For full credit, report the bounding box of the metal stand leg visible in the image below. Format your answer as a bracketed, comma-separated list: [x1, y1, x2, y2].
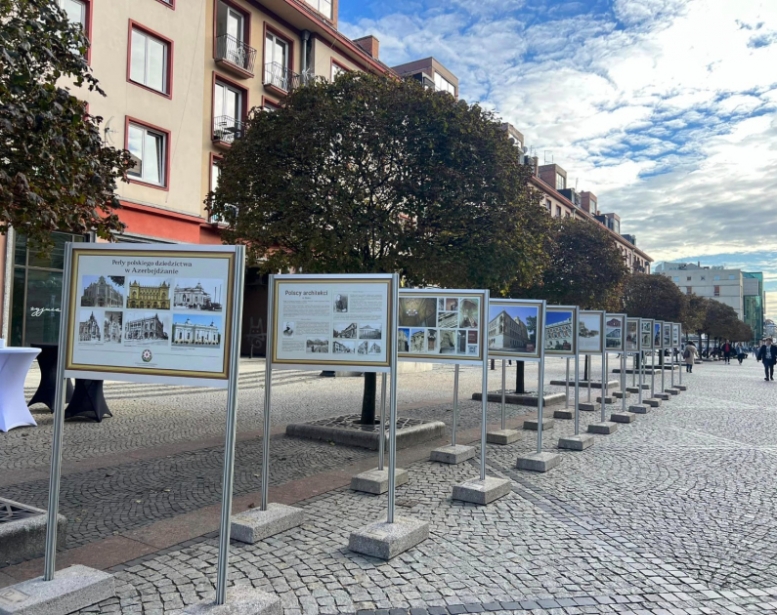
[621, 354, 627, 412]
[638, 352, 644, 405]
[451, 365, 459, 446]
[537, 352, 545, 454]
[565, 358, 570, 409]
[574, 354, 580, 436]
[378, 373, 387, 471]
[587, 355, 592, 402]
[601, 353, 607, 422]
[650, 351, 655, 398]
[501, 360, 507, 430]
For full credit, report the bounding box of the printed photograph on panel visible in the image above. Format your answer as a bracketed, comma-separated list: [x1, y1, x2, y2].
[398, 297, 437, 328]
[282, 322, 295, 337]
[78, 309, 103, 344]
[672, 324, 680, 347]
[333, 294, 349, 313]
[103, 311, 123, 344]
[306, 338, 329, 353]
[445, 298, 458, 311]
[398, 328, 410, 352]
[126, 278, 172, 310]
[488, 304, 538, 353]
[81, 275, 124, 308]
[439, 329, 456, 354]
[333, 322, 357, 339]
[605, 316, 623, 349]
[438, 311, 458, 328]
[663, 323, 671, 348]
[427, 329, 437, 352]
[545, 310, 574, 352]
[410, 328, 426, 352]
[641, 321, 653, 348]
[654, 322, 662, 347]
[578, 313, 603, 353]
[358, 323, 382, 339]
[124, 312, 170, 346]
[458, 298, 480, 328]
[457, 330, 467, 353]
[332, 340, 356, 354]
[625, 319, 639, 351]
[172, 279, 223, 312]
[467, 344, 478, 355]
[171, 314, 223, 348]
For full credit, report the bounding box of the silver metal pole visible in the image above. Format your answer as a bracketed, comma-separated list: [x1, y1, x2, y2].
[565, 358, 570, 409]
[632, 354, 636, 386]
[261, 276, 275, 512]
[679, 343, 684, 386]
[587, 355, 592, 402]
[638, 351, 644, 404]
[387, 274, 400, 523]
[601, 352, 607, 422]
[480, 348, 488, 481]
[671, 347, 675, 389]
[661, 344, 666, 393]
[621, 353, 627, 412]
[500, 359, 506, 431]
[650, 348, 655, 397]
[215, 246, 246, 606]
[43, 243, 74, 581]
[574, 353, 580, 435]
[536, 353, 546, 454]
[378, 373, 387, 471]
[451, 364, 459, 446]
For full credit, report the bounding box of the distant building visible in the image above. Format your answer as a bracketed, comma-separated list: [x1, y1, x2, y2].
[173, 282, 215, 310]
[79, 312, 101, 342]
[655, 262, 746, 320]
[172, 318, 221, 346]
[128, 281, 170, 310]
[488, 311, 530, 350]
[125, 314, 167, 341]
[82, 276, 123, 308]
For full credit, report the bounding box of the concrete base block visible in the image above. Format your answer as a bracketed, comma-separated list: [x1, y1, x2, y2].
[0, 565, 114, 615]
[348, 516, 429, 560]
[0, 499, 67, 566]
[473, 392, 565, 407]
[557, 434, 595, 451]
[626, 387, 640, 394]
[350, 468, 409, 495]
[596, 396, 614, 404]
[655, 392, 670, 401]
[676, 384, 688, 391]
[516, 451, 562, 473]
[613, 391, 630, 399]
[629, 404, 649, 414]
[644, 398, 662, 407]
[286, 418, 445, 451]
[578, 402, 596, 412]
[183, 586, 281, 615]
[553, 409, 573, 420]
[486, 429, 520, 445]
[430, 444, 476, 465]
[610, 412, 636, 423]
[230, 503, 304, 544]
[522, 418, 554, 431]
[549, 380, 619, 389]
[588, 421, 619, 435]
[451, 476, 511, 505]
[666, 388, 680, 396]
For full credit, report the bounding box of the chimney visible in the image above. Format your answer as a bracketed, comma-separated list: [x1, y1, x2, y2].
[354, 35, 379, 59]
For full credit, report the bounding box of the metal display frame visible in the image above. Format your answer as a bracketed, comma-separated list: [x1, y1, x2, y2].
[43, 243, 245, 609]
[546, 306, 580, 435]
[579, 310, 606, 419]
[642, 319, 655, 398]
[605, 313, 627, 415]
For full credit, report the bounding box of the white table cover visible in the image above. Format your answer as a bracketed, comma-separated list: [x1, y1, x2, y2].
[0, 347, 41, 432]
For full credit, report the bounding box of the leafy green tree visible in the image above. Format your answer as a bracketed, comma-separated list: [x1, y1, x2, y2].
[622, 274, 687, 322]
[0, 0, 130, 249]
[209, 72, 546, 423]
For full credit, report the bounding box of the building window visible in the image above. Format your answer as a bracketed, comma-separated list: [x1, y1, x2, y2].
[217, 1, 246, 43]
[57, 0, 86, 26]
[434, 72, 455, 96]
[673, 276, 680, 282]
[687, 276, 692, 281]
[157, 0, 174, 6]
[686, 287, 692, 295]
[700, 275, 706, 281]
[129, 25, 171, 96]
[303, 0, 332, 19]
[546, 199, 552, 212]
[714, 286, 720, 297]
[127, 121, 168, 187]
[331, 61, 348, 81]
[555, 206, 561, 218]
[210, 156, 221, 194]
[213, 79, 245, 144]
[729, 274, 736, 280]
[713, 275, 720, 281]
[556, 173, 565, 191]
[262, 97, 279, 112]
[264, 31, 290, 90]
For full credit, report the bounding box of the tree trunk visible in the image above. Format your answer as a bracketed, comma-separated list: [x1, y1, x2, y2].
[360, 372, 377, 425]
[515, 361, 525, 394]
[583, 354, 590, 382]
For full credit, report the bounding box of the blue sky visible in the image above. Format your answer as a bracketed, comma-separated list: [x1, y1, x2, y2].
[339, 0, 777, 320]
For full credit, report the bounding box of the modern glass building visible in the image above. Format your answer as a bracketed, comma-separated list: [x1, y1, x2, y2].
[743, 272, 764, 342]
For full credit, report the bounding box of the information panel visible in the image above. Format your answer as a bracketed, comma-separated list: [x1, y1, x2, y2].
[545, 305, 578, 357]
[641, 319, 654, 350]
[397, 289, 487, 364]
[65, 244, 240, 386]
[579, 310, 605, 354]
[605, 313, 627, 351]
[487, 299, 544, 360]
[625, 318, 640, 352]
[654, 321, 663, 349]
[662, 322, 672, 349]
[672, 323, 681, 347]
[271, 275, 393, 370]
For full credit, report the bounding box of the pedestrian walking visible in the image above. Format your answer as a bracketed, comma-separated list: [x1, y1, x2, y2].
[683, 342, 698, 373]
[735, 342, 745, 365]
[757, 338, 777, 381]
[721, 340, 733, 364]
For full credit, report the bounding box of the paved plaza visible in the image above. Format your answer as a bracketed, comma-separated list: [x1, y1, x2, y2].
[2, 357, 777, 614]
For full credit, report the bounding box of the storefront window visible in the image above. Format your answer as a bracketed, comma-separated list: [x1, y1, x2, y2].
[10, 232, 85, 347]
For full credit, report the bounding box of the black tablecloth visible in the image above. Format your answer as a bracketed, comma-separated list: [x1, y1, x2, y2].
[29, 344, 73, 411]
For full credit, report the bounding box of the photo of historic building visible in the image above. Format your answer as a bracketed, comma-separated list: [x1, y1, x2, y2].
[173, 279, 222, 312]
[103, 311, 123, 344]
[458, 298, 480, 328]
[578, 313, 603, 353]
[625, 320, 639, 351]
[488, 308, 531, 351]
[439, 330, 456, 354]
[545, 311, 574, 352]
[81, 275, 124, 308]
[78, 310, 101, 343]
[127, 278, 171, 310]
[306, 339, 329, 353]
[124, 313, 169, 344]
[427, 329, 437, 352]
[398, 328, 409, 352]
[332, 340, 355, 354]
[359, 323, 382, 339]
[410, 329, 425, 352]
[438, 312, 458, 328]
[605, 317, 623, 349]
[172, 315, 222, 347]
[333, 322, 357, 338]
[399, 298, 437, 327]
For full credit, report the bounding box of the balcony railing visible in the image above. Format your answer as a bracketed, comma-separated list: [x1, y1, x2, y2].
[263, 61, 317, 92]
[212, 116, 244, 146]
[215, 34, 256, 76]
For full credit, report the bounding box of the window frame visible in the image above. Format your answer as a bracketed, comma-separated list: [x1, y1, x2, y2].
[211, 73, 248, 142]
[262, 24, 294, 93]
[714, 286, 721, 297]
[261, 96, 280, 111]
[155, 0, 175, 8]
[330, 59, 349, 81]
[57, 0, 93, 64]
[302, 0, 333, 20]
[213, 0, 251, 55]
[127, 21, 174, 99]
[124, 117, 171, 190]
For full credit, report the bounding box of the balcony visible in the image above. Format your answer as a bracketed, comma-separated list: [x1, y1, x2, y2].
[212, 116, 244, 148]
[215, 34, 256, 78]
[263, 61, 317, 94]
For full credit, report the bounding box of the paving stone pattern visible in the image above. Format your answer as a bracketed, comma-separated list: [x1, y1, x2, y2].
[62, 361, 777, 614]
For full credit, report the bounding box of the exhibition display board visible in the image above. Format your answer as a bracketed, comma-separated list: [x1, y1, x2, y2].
[545, 306, 579, 357]
[44, 243, 246, 609]
[625, 318, 640, 353]
[578, 311, 606, 355]
[641, 319, 654, 350]
[487, 299, 544, 360]
[604, 314, 626, 352]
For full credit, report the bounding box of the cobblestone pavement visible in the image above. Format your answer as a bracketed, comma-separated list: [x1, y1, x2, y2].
[50, 359, 777, 614]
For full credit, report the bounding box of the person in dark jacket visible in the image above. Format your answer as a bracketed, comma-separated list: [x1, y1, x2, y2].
[721, 340, 733, 364]
[757, 338, 777, 381]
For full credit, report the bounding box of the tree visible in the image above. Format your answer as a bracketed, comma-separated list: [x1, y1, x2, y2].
[703, 300, 741, 346]
[0, 0, 130, 249]
[683, 294, 709, 343]
[622, 274, 687, 322]
[209, 72, 547, 423]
